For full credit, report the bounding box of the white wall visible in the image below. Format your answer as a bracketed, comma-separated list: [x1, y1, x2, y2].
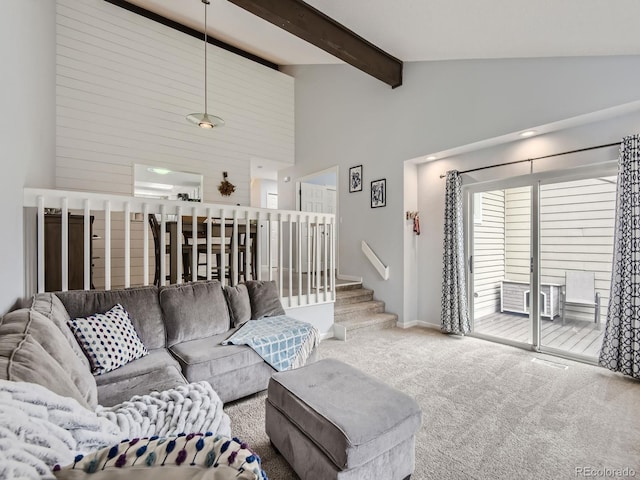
[282, 57, 640, 323]
[417, 108, 640, 327]
[0, 0, 56, 313]
[56, 0, 294, 205]
[285, 302, 334, 338]
[250, 179, 278, 208]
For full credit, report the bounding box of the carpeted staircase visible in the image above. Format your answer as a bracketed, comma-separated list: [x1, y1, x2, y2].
[333, 283, 397, 337]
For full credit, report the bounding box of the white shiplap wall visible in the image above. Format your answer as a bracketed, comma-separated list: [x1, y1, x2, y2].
[539, 178, 616, 321]
[504, 187, 531, 283]
[504, 179, 616, 321]
[472, 191, 506, 318]
[55, 0, 294, 204]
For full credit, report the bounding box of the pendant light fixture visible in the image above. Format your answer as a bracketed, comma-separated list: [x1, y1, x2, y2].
[186, 0, 224, 129]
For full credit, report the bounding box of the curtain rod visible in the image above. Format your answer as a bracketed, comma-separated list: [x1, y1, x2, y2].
[438, 142, 620, 179]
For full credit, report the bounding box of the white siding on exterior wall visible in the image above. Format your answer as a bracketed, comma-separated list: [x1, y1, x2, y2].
[473, 191, 506, 318]
[55, 0, 294, 205]
[500, 179, 615, 321]
[505, 187, 531, 283]
[539, 177, 616, 320]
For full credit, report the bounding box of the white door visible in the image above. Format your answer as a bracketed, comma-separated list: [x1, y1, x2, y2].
[300, 183, 326, 213]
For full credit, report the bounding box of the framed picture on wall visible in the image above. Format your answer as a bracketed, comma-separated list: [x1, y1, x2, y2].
[349, 165, 363, 193]
[371, 178, 386, 208]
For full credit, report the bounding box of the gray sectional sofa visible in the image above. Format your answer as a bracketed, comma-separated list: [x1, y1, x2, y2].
[1, 279, 308, 408]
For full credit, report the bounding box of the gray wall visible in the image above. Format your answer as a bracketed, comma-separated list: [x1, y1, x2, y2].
[282, 57, 640, 322]
[0, 0, 56, 313]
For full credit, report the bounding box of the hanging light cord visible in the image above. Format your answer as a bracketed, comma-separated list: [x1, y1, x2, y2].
[186, 0, 223, 128]
[203, 0, 209, 116]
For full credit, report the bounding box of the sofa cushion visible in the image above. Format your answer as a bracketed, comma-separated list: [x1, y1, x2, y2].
[245, 280, 285, 320]
[159, 281, 230, 347]
[95, 349, 187, 407]
[0, 309, 97, 409]
[169, 329, 266, 381]
[68, 304, 148, 375]
[30, 293, 90, 369]
[223, 284, 251, 327]
[55, 286, 165, 350]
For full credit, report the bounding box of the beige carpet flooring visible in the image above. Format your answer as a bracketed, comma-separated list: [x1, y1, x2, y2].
[224, 327, 640, 480]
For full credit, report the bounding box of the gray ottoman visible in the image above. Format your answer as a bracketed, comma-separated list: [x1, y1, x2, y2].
[266, 358, 422, 480]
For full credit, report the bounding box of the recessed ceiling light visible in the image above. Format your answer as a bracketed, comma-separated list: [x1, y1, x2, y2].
[426, 155, 437, 161]
[520, 130, 536, 138]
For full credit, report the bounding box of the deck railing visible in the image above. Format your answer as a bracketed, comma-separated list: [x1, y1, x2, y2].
[23, 188, 336, 308]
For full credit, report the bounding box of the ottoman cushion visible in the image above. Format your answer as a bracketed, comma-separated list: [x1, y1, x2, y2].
[267, 358, 421, 470]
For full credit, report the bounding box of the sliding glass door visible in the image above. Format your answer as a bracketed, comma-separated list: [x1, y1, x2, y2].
[469, 186, 533, 347]
[538, 176, 616, 360]
[466, 163, 617, 362]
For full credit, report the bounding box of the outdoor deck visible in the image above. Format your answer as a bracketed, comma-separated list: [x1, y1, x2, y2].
[474, 312, 604, 358]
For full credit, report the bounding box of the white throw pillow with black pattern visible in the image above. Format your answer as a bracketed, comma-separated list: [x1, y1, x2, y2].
[68, 303, 148, 375]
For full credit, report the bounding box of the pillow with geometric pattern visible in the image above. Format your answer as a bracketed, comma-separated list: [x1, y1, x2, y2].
[68, 303, 148, 375]
[53, 434, 265, 480]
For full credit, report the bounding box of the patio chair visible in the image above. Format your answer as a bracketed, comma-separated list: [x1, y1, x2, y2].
[561, 271, 601, 327]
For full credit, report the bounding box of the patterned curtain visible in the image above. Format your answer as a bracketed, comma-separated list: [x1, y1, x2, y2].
[441, 170, 470, 335]
[599, 135, 640, 379]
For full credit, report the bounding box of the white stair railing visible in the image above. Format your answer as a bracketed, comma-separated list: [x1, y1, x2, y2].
[23, 188, 336, 309]
[362, 240, 389, 280]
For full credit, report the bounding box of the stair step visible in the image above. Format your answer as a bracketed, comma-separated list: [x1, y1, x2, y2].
[336, 312, 398, 333]
[335, 288, 374, 306]
[335, 282, 363, 292]
[334, 300, 385, 322]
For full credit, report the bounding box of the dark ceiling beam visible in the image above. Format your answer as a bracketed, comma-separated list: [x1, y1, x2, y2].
[226, 0, 403, 88]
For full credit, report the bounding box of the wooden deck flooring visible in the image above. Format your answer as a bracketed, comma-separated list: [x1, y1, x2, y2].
[474, 311, 604, 358]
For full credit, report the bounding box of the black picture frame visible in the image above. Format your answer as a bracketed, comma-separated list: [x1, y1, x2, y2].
[349, 165, 363, 193]
[371, 178, 386, 208]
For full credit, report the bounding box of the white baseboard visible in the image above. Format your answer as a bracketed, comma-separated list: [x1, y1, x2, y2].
[332, 323, 347, 341]
[336, 274, 363, 283]
[320, 331, 335, 341]
[398, 320, 440, 330]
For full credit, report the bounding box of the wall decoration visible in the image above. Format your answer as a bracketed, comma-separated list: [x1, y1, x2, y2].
[218, 171, 236, 197]
[371, 178, 386, 208]
[349, 165, 363, 192]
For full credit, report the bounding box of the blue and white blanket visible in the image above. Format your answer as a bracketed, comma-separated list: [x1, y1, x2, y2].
[223, 316, 319, 372]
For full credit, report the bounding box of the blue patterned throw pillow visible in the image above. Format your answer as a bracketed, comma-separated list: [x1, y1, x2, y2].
[68, 303, 148, 375]
[53, 434, 267, 480]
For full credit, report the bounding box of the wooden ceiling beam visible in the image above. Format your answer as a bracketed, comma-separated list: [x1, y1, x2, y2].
[226, 0, 403, 88]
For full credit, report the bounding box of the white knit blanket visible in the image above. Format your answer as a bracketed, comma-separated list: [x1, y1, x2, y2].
[0, 380, 231, 480]
[96, 381, 231, 439]
[0, 380, 121, 480]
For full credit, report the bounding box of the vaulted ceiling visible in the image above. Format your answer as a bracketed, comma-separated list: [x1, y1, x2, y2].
[127, 0, 640, 67]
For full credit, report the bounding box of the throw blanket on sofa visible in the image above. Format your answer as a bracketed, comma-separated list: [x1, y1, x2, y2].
[222, 316, 319, 372]
[0, 380, 232, 480]
[97, 381, 231, 439]
[0, 379, 121, 480]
